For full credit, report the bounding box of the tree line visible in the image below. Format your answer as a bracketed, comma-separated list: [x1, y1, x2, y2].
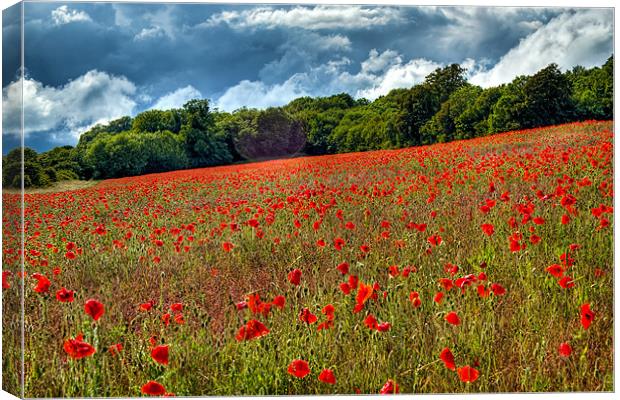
[3, 56, 613, 188]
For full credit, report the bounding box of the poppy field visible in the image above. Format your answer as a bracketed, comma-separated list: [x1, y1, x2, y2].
[1, 120, 614, 397]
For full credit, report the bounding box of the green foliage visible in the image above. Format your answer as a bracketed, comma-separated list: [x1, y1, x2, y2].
[132, 109, 183, 133]
[568, 56, 613, 120]
[233, 107, 305, 160]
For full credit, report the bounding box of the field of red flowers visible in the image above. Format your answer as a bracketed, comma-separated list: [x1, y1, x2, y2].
[2, 121, 613, 397]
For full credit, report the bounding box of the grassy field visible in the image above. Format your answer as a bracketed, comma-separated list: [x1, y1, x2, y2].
[2, 121, 613, 397]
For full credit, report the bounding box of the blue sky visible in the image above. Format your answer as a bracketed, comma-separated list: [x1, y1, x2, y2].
[1, 2, 614, 152]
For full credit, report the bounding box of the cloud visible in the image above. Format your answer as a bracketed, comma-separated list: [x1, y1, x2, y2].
[216, 79, 308, 112]
[151, 85, 202, 110]
[134, 26, 165, 41]
[470, 9, 613, 87]
[2, 70, 137, 141]
[51, 5, 92, 26]
[203, 5, 405, 30]
[216, 49, 443, 111]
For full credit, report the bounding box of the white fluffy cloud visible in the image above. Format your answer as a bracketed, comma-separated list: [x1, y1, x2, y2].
[216, 49, 442, 111]
[216, 79, 309, 112]
[151, 85, 202, 110]
[51, 5, 92, 26]
[470, 9, 613, 87]
[2, 70, 137, 141]
[134, 26, 166, 41]
[203, 5, 404, 30]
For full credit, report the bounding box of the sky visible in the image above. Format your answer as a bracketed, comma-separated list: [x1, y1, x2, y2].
[1, 1, 614, 153]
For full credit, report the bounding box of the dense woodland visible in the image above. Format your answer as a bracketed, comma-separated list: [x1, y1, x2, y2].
[3, 56, 613, 188]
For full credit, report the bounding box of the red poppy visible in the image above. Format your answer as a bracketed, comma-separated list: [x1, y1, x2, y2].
[56, 287, 75, 303]
[108, 343, 123, 355]
[353, 282, 373, 313]
[322, 304, 335, 320]
[162, 313, 171, 326]
[580, 303, 595, 330]
[439, 278, 454, 291]
[299, 308, 318, 324]
[558, 342, 572, 357]
[140, 301, 155, 312]
[2, 271, 11, 289]
[379, 379, 399, 394]
[439, 347, 456, 370]
[490, 283, 506, 296]
[334, 237, 345, 251]
[272, 295, 286, 309]
[236, 301, 248, 310]
[339, 282, 351, 295]
[222, 242, 234, 252]
[287, 359, 310, 378]
[364, 314, 378, 330]
[337, 262, 349, 275]
[481, 224, 495, 236]
[170, 303, 183, 313]
[546, 264, 564, 278]
[457, 366, 480, 383]
[84, 299, 104, 321]
[174, 314, 185, 325]
[360, 244, 370, 253]
[558, 276, 575, 289]
[151, 345, 169, 365]
[318, 369, 336, 384]
[288, 269, 302, 285]
[388, 265, 400, 278]
[561, 214, 570, 224]
[32, 273, 50, 293]
[65, 251, 76, 260]
[445, 311, 460, 326]
[64, 334, 96, 359]
[141, 381, 166, 396]
[376, 322, 391, 332]
[433, 292, 444, 304]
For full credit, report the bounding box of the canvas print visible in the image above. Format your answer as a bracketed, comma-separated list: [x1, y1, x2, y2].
[1, 1, 614, 397]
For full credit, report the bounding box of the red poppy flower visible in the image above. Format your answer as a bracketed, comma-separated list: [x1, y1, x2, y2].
[457, 366, 479, 383]
[445, 311, 460, 326]
[299, 308, 318, 324]
[141, 381, 166, 396]
[439, 278, 454, 291]
[2, 271, 11, 289]
[558, 342, 572, 357]
[162, 313, 171, 326]
[32, 273, 50, 293]
[558, 276, 575, 289]
[222, 242, 234, 252]
[287, 359, 310, 378]
[561, 214, 570, 224]
[322, 304, 335, 321]
[65, 251, 76, 260]
[236, 301, 248, 310]
[56, 287, 75, 303]
[546, 264, 564, 278]
[433, 292, 444, 304]
[337, 262, 349, 275]
[388, 265, 400, 278]
[108, 343, 123, 355]
[334, 237, 345, 251]
[379, 379, 399, 394]
[490, 283, 506, 296]
[580, 303, 595, 330]
[376, 322, 391, 332]
[140, 301, 155, 312]
[480, 224, 494, 236]
[318, 369, 336, 384]
[353, 282, 373, 313]
[339, 282, 351, 295]
[477, 284, 490, 298]
[151, 345, 169, 365]
[272, 295, 286, 309]
[360, 244, 370, 253]
[64, 334, 96, 359]
[288, 269, 302, 285]
[170, 303, 183, 313]
[364, 314, 378, 330]
[348, 275, 359, 290]
[439, 347, 456, 370]
[174, 314, 185, 325]
[84, 299, 104, 321]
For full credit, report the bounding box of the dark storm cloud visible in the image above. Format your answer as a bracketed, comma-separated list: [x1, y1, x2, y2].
[1, 2, 613, 153]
